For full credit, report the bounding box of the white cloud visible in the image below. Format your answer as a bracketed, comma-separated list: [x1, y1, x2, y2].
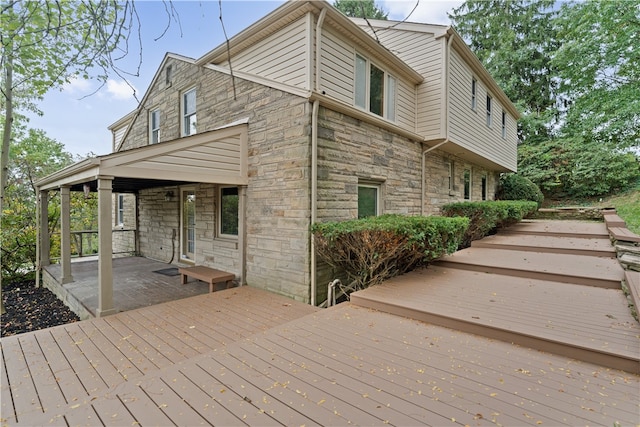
[106, 79, 137, 101]
[381, 0, 464, 26]
[63, 77, 92, 94]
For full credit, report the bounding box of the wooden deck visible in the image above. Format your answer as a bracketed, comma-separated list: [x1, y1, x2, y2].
[2, 219, 639, 426]
[3, 303, 638, 426]
[352, 220, 640, 374]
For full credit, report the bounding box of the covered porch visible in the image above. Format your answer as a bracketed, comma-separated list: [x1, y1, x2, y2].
[42, 257, 220, 320]
[36, 121, 249, 317]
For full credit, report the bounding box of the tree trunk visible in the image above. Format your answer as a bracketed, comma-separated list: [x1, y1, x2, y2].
[1, 30, 14, 315]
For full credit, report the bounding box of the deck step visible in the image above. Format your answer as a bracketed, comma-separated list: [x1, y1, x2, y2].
[351, 267, 640, 374]
[434, 247, 624, 289]
[625, 270, 640, 318]
[471, 233, 616, 258]
[504, 220, 609, 239]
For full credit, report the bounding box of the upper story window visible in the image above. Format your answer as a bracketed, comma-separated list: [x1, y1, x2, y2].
[501, 110, 507, 138]
[486, 95, 492, 127]
[150, 109, 160, 144]
[182, 88, 197, 136]
[354, 54, 396, 121]
[471, 78, 477, 110]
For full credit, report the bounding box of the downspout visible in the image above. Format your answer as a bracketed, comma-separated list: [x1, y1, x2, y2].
[421, 32, 454, 215]
[310, 7, 327, 306]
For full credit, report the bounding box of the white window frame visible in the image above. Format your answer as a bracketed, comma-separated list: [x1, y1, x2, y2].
[182, 87, 197, 137]
[116, 194, 124, 226]
[218, 186, 239, 239]
[150, 109, 160, 144]
[464, 169, 472, 200]
[448, 160, 455, 193]
[471, 78, 477, 110]
[501, 110, 507, 139]
[481, 174, 487, 201]
[354, 53, 396, 121]
[486, 95, 492, 127]
[358, 182, 382, 219]
[180, 187, 196, 262]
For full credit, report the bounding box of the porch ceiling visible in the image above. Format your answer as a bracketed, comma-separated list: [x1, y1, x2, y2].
[36, 121, 249, 192]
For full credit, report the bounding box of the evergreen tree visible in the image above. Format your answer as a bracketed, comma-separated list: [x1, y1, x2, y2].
[334, 0, 388, 20]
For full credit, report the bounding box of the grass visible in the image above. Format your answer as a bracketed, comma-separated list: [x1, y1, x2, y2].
[596, 184, 640, 234]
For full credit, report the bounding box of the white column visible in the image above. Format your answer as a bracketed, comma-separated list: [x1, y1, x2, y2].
[60, 186, 73, 284]
[96, 177, 116, 317]
[39, 190, 50, 267]
[238, 185, 247, 286]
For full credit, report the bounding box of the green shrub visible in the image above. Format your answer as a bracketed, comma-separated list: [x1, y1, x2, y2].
[312, 214, 468, 294]
[496, 173, 544, 207]
[441, 200, 538, 247]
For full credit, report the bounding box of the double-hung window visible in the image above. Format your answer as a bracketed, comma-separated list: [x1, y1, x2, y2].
[182, 88, 197, 136]
[150, 109, 160, 144]
[471, 78, 477, 110]
[464, 170, 471, 200]
[355, 54, 396, 121]
[116, 194, 124, 226]
[501, 110, 507, 138]
[486, 95, 492, 127]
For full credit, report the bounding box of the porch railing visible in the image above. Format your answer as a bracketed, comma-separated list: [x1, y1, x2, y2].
[51, 229, 137, 261]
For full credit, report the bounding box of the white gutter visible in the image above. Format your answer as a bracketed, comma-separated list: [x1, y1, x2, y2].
[310, 7, 326, 307]
[421, 34, 454, 215]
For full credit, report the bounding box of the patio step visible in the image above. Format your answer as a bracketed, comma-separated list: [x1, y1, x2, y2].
[350, 266, 640, 374]
[352, 219, 639, 373]
[504, 219, 610, 239]
[471, 233, 616, 258]
[433, 248, 624, 289]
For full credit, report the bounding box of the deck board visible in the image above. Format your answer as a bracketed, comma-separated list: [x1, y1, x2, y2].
[2, 335, 44, 419]
[1, 344, 16, 423]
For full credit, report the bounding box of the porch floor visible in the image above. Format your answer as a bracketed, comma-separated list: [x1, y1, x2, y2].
[43, 257, 221, 318]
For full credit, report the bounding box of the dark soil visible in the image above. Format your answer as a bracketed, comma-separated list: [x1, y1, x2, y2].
[1, 280, 79, 337]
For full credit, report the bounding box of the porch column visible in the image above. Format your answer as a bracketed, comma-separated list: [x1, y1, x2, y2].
[60, 186, 73, 284]
[39, 190, 50, 267]
[97, 176, 116, 317]
[238, 185, 247, 285]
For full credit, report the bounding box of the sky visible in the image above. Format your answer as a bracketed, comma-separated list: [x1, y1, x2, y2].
[26, 0, 463, 158]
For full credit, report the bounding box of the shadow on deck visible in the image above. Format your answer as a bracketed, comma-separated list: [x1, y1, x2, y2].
[351, 220, 640, 374]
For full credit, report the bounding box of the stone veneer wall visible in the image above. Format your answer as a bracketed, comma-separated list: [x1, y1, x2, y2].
[118, 57, 312, 302]
[314, 106, 500, 297]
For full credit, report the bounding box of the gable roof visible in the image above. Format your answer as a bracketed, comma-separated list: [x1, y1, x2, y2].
[196, 0, 424, 85]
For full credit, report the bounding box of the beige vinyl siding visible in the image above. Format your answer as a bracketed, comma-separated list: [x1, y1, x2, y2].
[113, 125, 128, 151]
[448, 48, 517, 171]
[320, 27, 354, 104]
[370, 28, 444, 139]
[320, 27, 416, 130]
[222, 18, 308, 88]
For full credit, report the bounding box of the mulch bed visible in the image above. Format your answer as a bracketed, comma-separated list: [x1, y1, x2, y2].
[1, 280, 79, 337]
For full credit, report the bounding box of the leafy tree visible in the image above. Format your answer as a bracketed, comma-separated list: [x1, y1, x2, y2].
[449, 0, 559, 143]
[553, 0, 640, 151]
[1, 128, 79, 281]
[518, 136, 639, 199]
[334, 0, 388, 20]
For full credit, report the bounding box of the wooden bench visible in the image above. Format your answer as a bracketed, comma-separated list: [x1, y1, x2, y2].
[609, 227, 640, 244]
[178, 266, 235, 293]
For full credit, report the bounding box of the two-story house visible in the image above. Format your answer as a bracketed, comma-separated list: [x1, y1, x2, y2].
[36, 0, 519, 316]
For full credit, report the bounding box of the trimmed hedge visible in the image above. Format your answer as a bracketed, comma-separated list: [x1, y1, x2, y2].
[496, 173, 544, 207]
[441, 200, 538, 248]
[312, 214, 468, 294]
